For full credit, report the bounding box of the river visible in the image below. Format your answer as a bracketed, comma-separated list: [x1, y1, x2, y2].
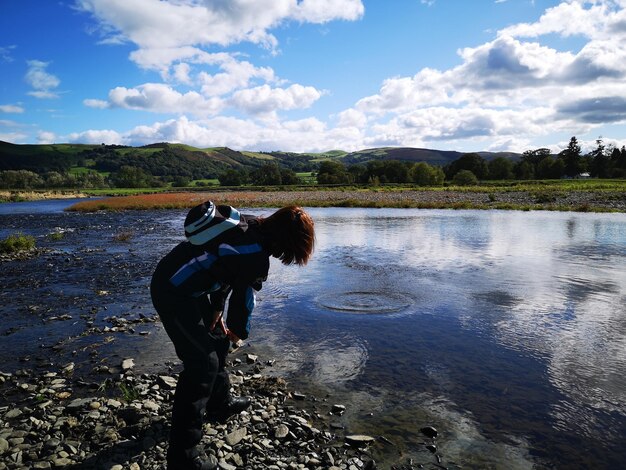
[1, 201, 625, 469]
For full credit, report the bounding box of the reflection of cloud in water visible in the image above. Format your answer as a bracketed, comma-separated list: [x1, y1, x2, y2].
[342, 387, 537, 470]
[248, 327, 367, 385]
[249, 208, 626, 466]
[310, 339, 368, 384]
[547, 297, 626, 417]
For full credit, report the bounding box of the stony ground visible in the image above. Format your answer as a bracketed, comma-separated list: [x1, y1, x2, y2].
[213, 188, 626, 211]
[0, 350, 442, 470]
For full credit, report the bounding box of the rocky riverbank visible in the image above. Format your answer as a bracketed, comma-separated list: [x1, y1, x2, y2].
[207, 188, 626, 212]
[0, 350, 443, 470]
[62, 187, 626, 213]
[0, 191, 88, 203]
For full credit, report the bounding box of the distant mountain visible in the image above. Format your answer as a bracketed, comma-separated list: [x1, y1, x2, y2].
[0, 141, 521, 177]
[340, 147, 521, 166]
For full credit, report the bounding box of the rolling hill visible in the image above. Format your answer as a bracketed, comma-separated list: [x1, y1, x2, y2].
[0, 140, 521, 178]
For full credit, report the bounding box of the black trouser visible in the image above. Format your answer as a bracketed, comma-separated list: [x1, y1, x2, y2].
[151, 283, 231, 464]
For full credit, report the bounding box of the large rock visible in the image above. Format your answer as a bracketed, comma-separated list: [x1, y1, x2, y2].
[345, 435, 376, 447]
[225, 427, 247, 446]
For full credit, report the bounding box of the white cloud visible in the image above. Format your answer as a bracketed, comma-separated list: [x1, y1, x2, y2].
[83, 98, 109, 109]
[37, 131, 57, 144]
[69, 0, 626, 153]
[67, 128, 123, 145]
[345, 1, 626, 152]
[172, 63, 192, 85]
[76, 0, 364, 58]
[500, 0, 614, 39]
[198, 58, 276, 97]
[230, 84, 323, 115]
[107, 83, 224, 116]
[0, 104, 24, 113]
[290, 0, 364, 23]
[0, 132, 28, 143]
[336, 108, 367, 128]
[65, 115, 364, 152]
[25, 60, 60, 99]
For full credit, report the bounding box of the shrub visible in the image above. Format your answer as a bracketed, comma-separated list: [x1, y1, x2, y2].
[0, 233, 36, 253]
[452, 170, 479, 186]
[47, 231, 65, 241]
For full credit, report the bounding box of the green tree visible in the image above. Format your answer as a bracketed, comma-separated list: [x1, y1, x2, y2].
[347, 164, 367, 184]
[171, 176, 191, 187]
[0, 170, 43, 189]
[487, 157, 514, 180]
[452, 170, 479, 186]
[280, 168, 301, 185]
[382, 160, 410, 183]
[410, 162, 444, 186]
[44, 171, 65, 188]
[111, 166, 152, 188]
[561, 136, 584, 177]
[611, 146, 626, 177]
[588, 138, 612, 178]
[514, 160, 534, 180]
[445, 153, 488, 180]
[219, 169, 247, 186]
[77, 171, 107, 188]
[536, 157, 564, 179]
[317, 161, 352, 184]
[250, 162, 282, 186]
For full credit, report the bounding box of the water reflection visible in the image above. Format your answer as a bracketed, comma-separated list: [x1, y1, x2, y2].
[251, 209, 626, 469]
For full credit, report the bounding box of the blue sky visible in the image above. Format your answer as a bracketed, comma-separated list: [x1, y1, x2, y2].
[1, 0, 626, 153]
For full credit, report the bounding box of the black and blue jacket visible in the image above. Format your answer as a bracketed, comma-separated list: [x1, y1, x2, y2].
[152, 215, 269, 340]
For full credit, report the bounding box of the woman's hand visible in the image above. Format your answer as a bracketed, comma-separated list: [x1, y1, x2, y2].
[226, 330, 242, 347]
[210, 310, 227, 334]
[210, 310, 242, 346]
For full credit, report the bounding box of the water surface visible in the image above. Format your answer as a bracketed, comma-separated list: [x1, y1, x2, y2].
[250, 208, 626, 469]
[1, 204, 624, 469]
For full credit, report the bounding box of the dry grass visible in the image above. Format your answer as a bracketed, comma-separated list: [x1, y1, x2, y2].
[67, 193, 207, 212]
[65, 189, 625, 213]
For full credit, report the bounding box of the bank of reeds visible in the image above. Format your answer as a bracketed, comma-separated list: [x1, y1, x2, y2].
[65, 188, 626, 213]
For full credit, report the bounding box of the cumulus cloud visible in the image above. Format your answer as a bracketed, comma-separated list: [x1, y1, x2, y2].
[71, 0, 626, 153]
[37, 131, 57, 144]
[107, 83, 224, 116]
[499, 0, 618, 39]
[76, 0, 363, 60]
[336, 108, 367, 128]
[198, 57, 276, 97]
[557, 96, 626, 123]
[230, 84, 323, 115]
[64, 115, 364, 152]
[67, 128, 123, 145]
[25, 60, 60, 99]
[0, 104, 24, 113]
[347, 1, 626, 151]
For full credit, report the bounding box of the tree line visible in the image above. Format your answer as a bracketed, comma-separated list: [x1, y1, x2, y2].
[310, 137, 626, 186]
[1, 136, 624, 190]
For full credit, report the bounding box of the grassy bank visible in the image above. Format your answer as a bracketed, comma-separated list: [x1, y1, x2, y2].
[65, 182, 626, 213]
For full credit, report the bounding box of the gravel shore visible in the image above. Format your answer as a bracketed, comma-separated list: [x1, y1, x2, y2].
[0, 350, 439, 470]
[206, 188, 626, 212]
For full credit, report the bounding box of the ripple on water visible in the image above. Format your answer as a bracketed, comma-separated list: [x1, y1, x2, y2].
[316, 290, 413, 314]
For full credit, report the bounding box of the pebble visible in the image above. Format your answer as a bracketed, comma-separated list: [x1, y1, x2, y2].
[345, 435, 376, 447]
[0, 351, 413, 470]
[420, 425, 438, 439]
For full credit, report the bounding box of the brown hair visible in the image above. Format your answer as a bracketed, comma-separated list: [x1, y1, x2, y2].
[259, 206, 315, 266]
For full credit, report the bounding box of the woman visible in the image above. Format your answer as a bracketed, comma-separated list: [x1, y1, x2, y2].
[151, 201, 315, 470]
